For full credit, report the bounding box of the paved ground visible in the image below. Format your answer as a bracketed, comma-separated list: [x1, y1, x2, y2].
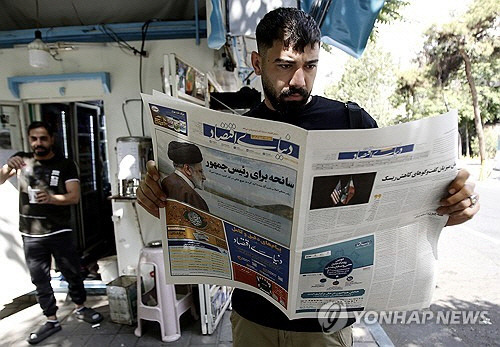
[0, 292, 386, 346]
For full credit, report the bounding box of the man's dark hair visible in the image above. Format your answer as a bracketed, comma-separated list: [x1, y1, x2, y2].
[28, 121, 54, 136]
[256, 7, 321, 54]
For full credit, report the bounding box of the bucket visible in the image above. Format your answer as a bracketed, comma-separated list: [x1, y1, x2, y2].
[97, 255, 119, 283]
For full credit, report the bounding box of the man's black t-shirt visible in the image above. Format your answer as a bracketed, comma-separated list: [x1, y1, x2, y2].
[232, 96, 377, 332]
[14, 152, 80, 237]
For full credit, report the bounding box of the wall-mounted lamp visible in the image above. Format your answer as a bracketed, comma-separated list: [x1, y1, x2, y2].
[27, 30, 50, 68]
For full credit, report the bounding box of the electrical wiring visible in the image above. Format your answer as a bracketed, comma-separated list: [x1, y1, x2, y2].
[242, 70, 254, 85]
[70, 1, 85, 26]
[139, 19, 161, 136]
[96, 19, 161, 137]
[98, 24, 144, 56]
[121, 99, 141, 136]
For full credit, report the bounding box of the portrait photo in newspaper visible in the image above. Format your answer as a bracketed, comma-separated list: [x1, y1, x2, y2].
[154, 121, 297, 247]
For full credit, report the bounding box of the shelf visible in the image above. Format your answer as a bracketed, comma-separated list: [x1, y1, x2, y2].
[108, 195, 137, 201]
[7, 72, 111, 98]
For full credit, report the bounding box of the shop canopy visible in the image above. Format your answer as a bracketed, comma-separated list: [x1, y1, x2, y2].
[0, 0, 384, 57]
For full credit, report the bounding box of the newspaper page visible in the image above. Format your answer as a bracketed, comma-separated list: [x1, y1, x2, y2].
[142, 91, 458, 320]
[290, 113, 457, 319]
[143, 92, 307, 317]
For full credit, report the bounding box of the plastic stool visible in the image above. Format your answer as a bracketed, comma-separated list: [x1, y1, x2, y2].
[134, 247, 198, 342]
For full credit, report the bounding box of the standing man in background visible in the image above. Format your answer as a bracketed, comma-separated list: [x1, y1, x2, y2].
[1, 121, 103, 345]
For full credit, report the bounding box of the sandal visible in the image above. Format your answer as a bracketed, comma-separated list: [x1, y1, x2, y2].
[75, 307, 103, 324]
[28, 321, 61, 345]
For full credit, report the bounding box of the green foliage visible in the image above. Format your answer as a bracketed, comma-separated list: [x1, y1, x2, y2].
[371, 0, 410, 41]
[324, 0, 499, 137]
[471, 127, 498, 159]
[325, 43, 399, 126]
[473, 59, 500, 124]
[377, 0, 409, 25]
[392, 67, 445, 121]
[392, 66, 478, 123]
[393, 0, 499, 129]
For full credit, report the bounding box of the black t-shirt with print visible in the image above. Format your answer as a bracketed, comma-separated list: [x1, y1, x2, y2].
[231, 96, 377, 332]
[14, 152, 79, 237]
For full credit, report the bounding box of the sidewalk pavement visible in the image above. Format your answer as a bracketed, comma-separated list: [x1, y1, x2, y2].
[0, 290, 392, 347]
[458, 158, 500, 181]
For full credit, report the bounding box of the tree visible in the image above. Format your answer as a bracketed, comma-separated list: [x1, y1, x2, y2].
[372, 0, 409, 35]
[325, 43, 399, 126]
[392, 67, 450, 121]
[419, 0, 500, 165]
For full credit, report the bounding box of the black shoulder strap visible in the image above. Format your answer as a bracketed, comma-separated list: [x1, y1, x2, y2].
[346, 101, 362, 129]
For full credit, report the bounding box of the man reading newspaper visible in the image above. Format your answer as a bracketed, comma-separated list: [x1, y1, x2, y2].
[137, 7, 479, 347]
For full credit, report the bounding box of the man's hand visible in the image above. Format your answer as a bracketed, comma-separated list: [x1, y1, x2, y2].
[137, 160, 167, 218]
[37, 181, 80, 205]
[7, 156, 25, 170]
[36, 190, 53, 204]
[0, 164, 16, 184]
[437, 169, 479, 226]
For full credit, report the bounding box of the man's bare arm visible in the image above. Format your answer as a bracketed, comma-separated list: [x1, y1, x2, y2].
[37, 181, 80, 205]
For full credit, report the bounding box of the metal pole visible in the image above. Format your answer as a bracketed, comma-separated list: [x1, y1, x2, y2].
[194, 0, 200, 45]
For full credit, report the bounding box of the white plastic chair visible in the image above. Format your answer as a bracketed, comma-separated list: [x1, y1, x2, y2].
[134, 246, 198, 342]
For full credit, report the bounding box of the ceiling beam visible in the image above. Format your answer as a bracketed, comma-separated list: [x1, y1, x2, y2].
[0, 20, 207, 48]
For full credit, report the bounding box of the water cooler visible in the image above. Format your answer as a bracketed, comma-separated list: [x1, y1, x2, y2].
[113, 136, 153, 278]
[116, 136, 152, 197]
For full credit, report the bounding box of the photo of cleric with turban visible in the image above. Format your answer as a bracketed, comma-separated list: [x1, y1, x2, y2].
[160, 141, 209, 212]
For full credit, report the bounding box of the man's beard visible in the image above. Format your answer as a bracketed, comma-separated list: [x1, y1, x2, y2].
[33, 146, 51, 157]
[192, 175, 204, 190]
[262, 75, 310, 115]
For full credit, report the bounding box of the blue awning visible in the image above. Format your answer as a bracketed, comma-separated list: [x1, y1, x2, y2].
[302, 0, 385, 58]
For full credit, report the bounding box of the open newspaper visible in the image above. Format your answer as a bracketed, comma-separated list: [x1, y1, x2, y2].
[142, 91, 458, 320]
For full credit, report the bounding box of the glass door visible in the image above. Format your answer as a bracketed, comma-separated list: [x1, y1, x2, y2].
[73, 102, 101, 249]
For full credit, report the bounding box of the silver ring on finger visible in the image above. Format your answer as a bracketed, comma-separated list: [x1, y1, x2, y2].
[468, 194, 478, 208]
